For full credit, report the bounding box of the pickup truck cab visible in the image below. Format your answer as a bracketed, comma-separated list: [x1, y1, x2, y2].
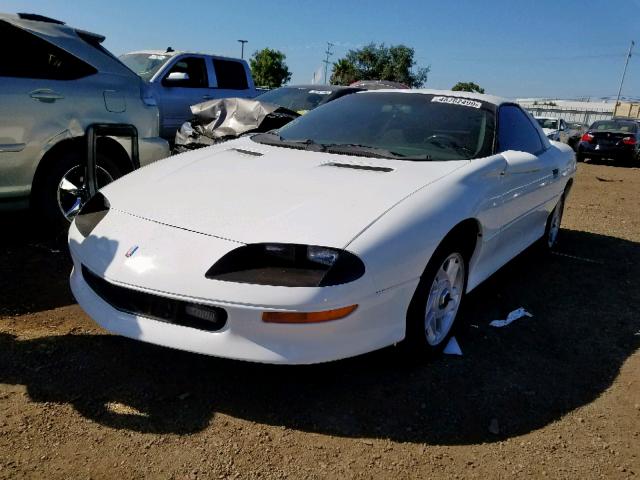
[120, 50, 258, 139]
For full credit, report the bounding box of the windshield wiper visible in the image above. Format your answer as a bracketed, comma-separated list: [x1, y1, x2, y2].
[252, 134, 431, 160]
[426, 138, 473, 158]
[252, 133, 325, 151]
[321, 143, 431, 161]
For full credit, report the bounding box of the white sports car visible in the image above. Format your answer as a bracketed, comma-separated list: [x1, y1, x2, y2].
[68, 89, 576, 364]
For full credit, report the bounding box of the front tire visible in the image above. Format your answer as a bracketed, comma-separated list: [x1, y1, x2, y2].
[404, 241, 468, 358]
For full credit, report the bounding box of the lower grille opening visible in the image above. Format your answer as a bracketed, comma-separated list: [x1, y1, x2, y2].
[82, 265, 227, 332]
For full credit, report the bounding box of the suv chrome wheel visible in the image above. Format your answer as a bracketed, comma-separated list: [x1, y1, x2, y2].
[56, 165, 114, 220]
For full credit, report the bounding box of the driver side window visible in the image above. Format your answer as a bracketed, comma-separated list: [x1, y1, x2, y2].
[498, 105, 544, 154]
[162, 57, 208, 88]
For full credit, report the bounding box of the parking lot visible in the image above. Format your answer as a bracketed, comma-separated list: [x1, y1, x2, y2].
[0, 160, 637, 479]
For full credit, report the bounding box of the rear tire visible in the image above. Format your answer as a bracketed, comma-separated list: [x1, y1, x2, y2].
[576, 153, 585, 162]
[403, 239, 469, 359]
[538, 194, 565, 252]
[32, 149, 121, 232]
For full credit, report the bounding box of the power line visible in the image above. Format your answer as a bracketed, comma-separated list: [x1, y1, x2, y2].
[615, 40, 635, 108]
[322, 42, 334, 85]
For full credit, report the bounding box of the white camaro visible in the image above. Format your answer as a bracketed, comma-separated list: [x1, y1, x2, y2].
[68, 89, 576, 364]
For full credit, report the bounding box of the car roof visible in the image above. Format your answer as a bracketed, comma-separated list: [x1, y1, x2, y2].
[356, 88, 509, 107]
[123, 50, 248, 63]
[273, 84, 353, 91]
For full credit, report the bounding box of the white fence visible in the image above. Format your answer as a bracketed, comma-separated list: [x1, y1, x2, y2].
[522, 104, 612, 125]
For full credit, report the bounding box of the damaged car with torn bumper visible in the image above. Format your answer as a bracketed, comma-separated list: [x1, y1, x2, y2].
[174, 97, 300, 152]
[174, 85, 361, 152]
[68, 89, 576, 364]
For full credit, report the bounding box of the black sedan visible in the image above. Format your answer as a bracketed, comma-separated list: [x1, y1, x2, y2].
[255, 84, 362, 114]
[576, 119, 639, 164]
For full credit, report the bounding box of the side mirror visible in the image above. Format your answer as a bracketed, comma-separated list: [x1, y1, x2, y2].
[165, 71, 189, 83]
[501, 150, 541, 174]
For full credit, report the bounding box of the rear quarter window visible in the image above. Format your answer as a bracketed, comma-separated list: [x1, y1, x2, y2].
[213, 59, 249, 90]
[0, 20, 97, 80]
[498, 105, 544, 154]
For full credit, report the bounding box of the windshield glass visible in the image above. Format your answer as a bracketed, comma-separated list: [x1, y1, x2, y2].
[257, 87, 334, 113]
[590, 120, 638, 133]
[253, 92, 496, 161]
[119, 53, 172, 81]
[536, 118, 558, 129]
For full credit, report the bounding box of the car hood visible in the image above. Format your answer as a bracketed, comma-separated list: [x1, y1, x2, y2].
[101, 137, 466, 248]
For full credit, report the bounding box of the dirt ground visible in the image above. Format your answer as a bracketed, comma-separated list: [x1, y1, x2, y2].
[1, 160, 639, 479]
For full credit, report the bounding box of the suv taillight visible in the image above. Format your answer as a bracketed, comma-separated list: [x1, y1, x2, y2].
[581, 133, 594, 143]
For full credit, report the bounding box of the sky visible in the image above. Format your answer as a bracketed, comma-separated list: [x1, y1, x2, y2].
[4, 0, 639, 99]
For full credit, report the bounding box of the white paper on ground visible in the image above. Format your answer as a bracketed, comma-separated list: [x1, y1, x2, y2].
[443, 336, 463, 355]
[489, 307, 533, 328]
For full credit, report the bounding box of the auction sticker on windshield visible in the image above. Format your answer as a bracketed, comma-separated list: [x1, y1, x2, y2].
[431, 96, 482, 108]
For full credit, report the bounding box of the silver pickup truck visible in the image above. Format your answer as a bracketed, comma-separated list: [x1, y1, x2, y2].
[120, 50, 258, 140]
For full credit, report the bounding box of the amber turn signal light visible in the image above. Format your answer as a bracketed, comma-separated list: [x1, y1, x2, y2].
[262, 305, 358, 323]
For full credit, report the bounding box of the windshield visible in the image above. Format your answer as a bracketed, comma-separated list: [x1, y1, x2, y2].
[590, 120, 638, 134]
[257, 87, 334, 113]
[536, 118, 558, 129]
[253, 92, 496, 161]
[119, 53, 172, 81]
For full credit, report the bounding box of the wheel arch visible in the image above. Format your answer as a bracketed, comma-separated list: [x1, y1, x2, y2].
[31, 136, 133, 202]
[438, 217, 483, 267]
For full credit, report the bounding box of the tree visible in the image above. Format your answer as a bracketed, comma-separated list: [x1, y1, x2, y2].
[451, 82, 485, 94]
[330, 43, 429, 87]
[250, 48, 292, 88]
[331, 59, 358, 86]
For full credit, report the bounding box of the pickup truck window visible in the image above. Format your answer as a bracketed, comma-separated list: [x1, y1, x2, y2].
[213, 59, 248, 90]
[163, 57, 208, 88]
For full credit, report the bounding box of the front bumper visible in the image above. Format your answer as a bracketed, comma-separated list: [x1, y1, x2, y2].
[69, 262, 414, 364]
[68, 215, 416, 364]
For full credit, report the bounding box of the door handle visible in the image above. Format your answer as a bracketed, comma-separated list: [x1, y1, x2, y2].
[552, 168, 559, 178]
[29, 89, 64, 102]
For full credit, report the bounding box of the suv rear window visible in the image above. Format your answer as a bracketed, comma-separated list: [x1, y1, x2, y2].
[213, 59, 248, 90]
[0, 21, 97, 80]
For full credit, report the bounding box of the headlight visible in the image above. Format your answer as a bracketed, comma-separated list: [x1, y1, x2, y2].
[74, 192, 110, 237]
[205, 243, 365, 287]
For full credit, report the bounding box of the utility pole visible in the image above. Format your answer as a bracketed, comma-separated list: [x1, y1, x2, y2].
[615, 40, 635, 111]
[238, 39, 248, 59]
[322, 42, 334, 85]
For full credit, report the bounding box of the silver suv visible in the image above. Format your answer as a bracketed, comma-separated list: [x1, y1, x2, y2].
[0, 13, 170, 227]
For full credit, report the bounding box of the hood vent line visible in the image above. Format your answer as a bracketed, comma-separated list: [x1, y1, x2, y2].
[229, 148, 263, 157]
[323, 162, 393, 173]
